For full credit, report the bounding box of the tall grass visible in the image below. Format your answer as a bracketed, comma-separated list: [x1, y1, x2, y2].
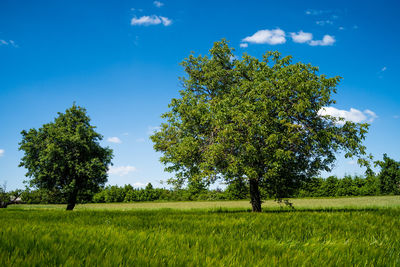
[1, 205, 400, 265]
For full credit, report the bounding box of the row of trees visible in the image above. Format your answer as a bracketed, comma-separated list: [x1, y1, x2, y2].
[7, 40, 390, 211]
[15, 157, 400, 204]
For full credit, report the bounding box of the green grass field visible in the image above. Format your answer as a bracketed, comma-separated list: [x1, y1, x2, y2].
[1, 196, 400, 266]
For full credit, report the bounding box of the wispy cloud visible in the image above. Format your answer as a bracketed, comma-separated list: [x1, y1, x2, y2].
[242, 29, 286, 45]
[153, 1, 164, 8]
[318, 107, 378, 125]
[316, 20, 333, 26]
[309, 35, 335, 46]
[107, 137, 122, 144]
[108, 165, 137, 176]
[239, 43, 248, 48]
[131, 8, 143, 12]
[290, 31, 313, 43]
[378, 66, 387, 78]
[131, 15, 172, 26]
[0, 39, 17, 47]
[305, 9, 331, 16]
[0, 149, 4, 157]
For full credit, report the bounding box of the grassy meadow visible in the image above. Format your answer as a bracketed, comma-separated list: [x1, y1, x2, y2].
[1, 196, 400, 266]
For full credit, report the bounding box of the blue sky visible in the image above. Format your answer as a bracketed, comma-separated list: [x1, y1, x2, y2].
[0, 0, 399, 190]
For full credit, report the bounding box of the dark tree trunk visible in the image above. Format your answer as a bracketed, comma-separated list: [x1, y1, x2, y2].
[0, 202, 8, 209]
[66, 188, 78, 211]
[249, 178, 262, 212]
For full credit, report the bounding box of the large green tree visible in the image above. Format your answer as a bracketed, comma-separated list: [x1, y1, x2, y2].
[19, 104, 113, 210]
[151, 40, 369, 212]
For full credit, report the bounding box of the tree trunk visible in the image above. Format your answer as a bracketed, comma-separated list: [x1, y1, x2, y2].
[249, 178, 262, 212]
[0, 202, 8, 209]
[66, 188, 78, 211]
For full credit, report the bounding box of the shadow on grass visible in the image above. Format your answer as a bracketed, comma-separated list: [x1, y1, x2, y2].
[208, 207, 384, 214]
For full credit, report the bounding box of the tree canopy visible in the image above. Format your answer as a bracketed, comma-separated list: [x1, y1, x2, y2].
[151, 40, 369, 212]
[19, 104, 113, 210]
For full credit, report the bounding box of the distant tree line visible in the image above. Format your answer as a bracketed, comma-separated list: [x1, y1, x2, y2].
[13, 154, 399, 204]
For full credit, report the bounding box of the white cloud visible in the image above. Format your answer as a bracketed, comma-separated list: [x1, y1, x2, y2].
[290, 31, 313, 43]
[243, 29, 335, 47]
[159, 16, 172, 26]
[107, 137, 122, 144]
[318, 107, 378, 124]
[131, 15, 172, 26]
[381, 66, 387, 72]
[153, 1, 164, 7]
[242, 29, 286, 45]
[291, 31, 335, 46]
[364, 109, 378, 122]
[309, 35, 335, 46]
[0, 149, 4, 157]
[108, 165, 137, 176]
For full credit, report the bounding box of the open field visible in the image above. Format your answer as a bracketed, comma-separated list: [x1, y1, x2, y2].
[1, 196, 400, 266]
[7, 195, 400, 211]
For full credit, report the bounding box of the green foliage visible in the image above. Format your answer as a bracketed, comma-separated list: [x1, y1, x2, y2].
[16, 170, 391, 204]
[91, 183, 227, 203]
[0, 184, 9, 208]
[375, 154, 400, 195]
[1, 208, 400, 266]
[21, 188, 64, 204]
[151, 39, 369, 211]
[92, 184, 165, 203]
[18, 104, 113, 210]
[297, 174, 381, 197]
[225, 179, 249, 200]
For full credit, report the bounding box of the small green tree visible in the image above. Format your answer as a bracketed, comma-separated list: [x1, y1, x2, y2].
[19, 104, 113, 210]
[151, 40, 369, 212]
[376, 154, 400, 195]
[0, 183, 9, 208]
